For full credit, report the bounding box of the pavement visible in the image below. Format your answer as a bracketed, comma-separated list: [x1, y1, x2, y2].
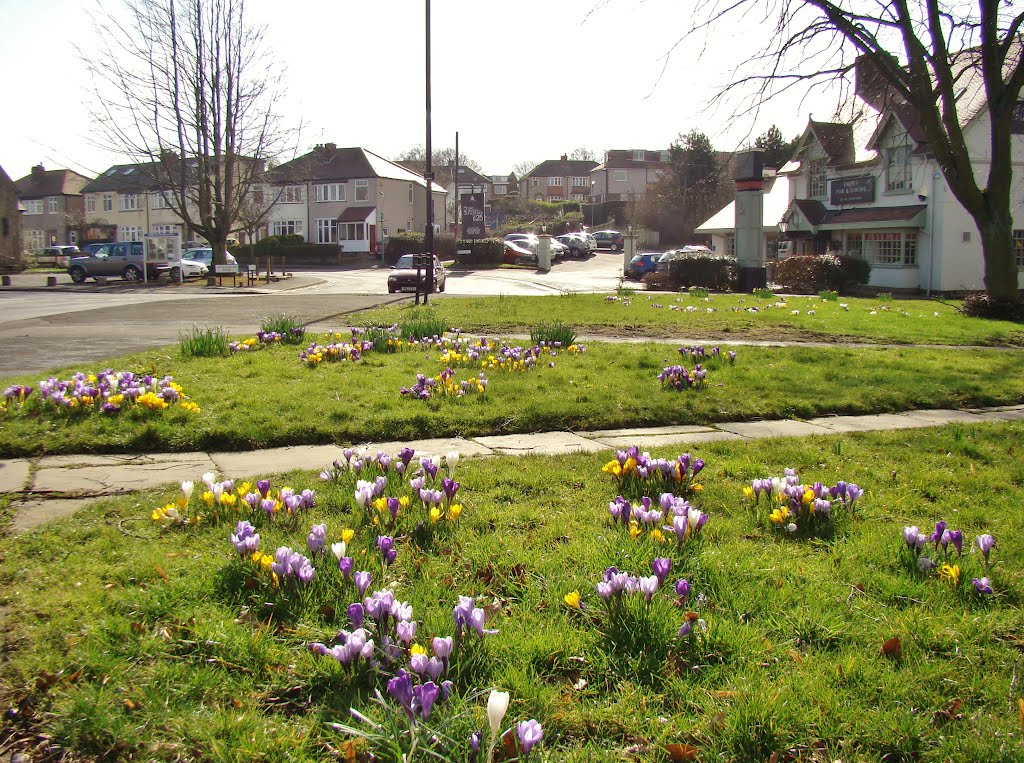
[3, 403, 1022, 533]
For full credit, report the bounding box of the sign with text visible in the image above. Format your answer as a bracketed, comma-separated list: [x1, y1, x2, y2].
[215, 263, 239, 275]
[459, 193, 485, 239]
[830, 175, 875, 205]
[144, 233, 181, 265]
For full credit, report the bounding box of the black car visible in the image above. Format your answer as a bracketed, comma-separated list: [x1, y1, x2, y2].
[388, 254, 447, 293]
[592, 230, 624, 251]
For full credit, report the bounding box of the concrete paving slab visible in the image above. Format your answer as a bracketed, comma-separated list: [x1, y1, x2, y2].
[360, 437, 494, 461]
[579, 424, 717, 438]
[591, 431, 745, 448]
[715, 419, 835, 439]
[11, 498, 94, 533]
[211, 444, 341, 479]
[33, 454, 218, 495]
[806, 413, 939, 433]
[899, 409, 993, 425]
[473, 431, 608, 456]
[978, 408, 1024, 422]
[0, 459, 31, 493]
[37, 451, 213, 469]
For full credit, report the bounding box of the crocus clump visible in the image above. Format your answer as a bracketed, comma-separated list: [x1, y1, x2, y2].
[3, 370, 200, 417]
[901, 522, 997, 595]
[657, 364, 708, 391]
[441, 338, 586, 373]
[677, 345, 736, 365]
[151, 473, 316, 527]
[607, 493, 708, 547]
[400, 368, 487, 399]
[602, 447, 706, 499]
[744, 469, 863, 536]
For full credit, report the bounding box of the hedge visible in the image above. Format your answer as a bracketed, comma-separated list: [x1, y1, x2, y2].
[230, 242, 345, 266]
[453, 238, 506, 266]
[666, 253, 739, 291]
[773, 254, 871, 294]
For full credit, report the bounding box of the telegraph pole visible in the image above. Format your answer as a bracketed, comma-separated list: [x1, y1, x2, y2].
[423, 0, 434, 303]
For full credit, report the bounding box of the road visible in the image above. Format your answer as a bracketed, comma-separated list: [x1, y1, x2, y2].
[0, 253, 631, 377]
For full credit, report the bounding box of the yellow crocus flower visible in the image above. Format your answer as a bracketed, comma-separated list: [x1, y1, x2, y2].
[447, 504, 463, 520]
[202, 491, 214, 506]
[629, 522, 643, 539]
[429, 506, 443, 524]
[563, 591, 582, 610]
[939, 564, 961, 586]
[743, 486, 755, 501]
[769, 506, 789, 525]
[341, 528, 355, 543]
[410, 643, 427, 656]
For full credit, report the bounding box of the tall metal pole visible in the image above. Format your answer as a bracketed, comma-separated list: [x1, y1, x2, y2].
[423, 0, 434, 303]
[454, 131, 459, 239]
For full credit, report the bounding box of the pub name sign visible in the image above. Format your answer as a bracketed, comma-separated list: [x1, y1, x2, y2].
[830, 175, 875, 205]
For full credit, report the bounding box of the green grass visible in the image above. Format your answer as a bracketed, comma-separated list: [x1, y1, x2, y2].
[357, 294, 1024, 346]
[1, 339, 1023, 457]
[1, 423, 1022, 760]
[178, 325, 231, 357]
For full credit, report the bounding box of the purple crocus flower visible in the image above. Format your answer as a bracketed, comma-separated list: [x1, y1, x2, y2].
[339, 556, 354, 580]
[919, 557, 937, 572]
[973, 577, 993, 595]
[975, 534, 995, 564]
[675, 578, 690, 602]
[386, 669, 415, 718]
[256, 479, 271, 497]
[413, 681, 440, 719]
[432, 635, 453, 659]
[948, 529, 963, 555]
[396, 619, 417, 646]
[348, 602, 364, 628]
[307, 524, 327, 556]
[930, 521, 947, 550]
[442, 477, 460, 500]
[516, 719, 543, 757]
[903, 526, 921, 551]
[652, 557, 671, 583]
[421, 457, 439, 480]
[426, 656, 444, 682]
[398, 447, 415, 466]
[377, 535, 394, 555]
[639, 575, 659, 603]
[354, 570, 372, 597]
[409, 651, 428, 675]
[691, 458, 705, 477]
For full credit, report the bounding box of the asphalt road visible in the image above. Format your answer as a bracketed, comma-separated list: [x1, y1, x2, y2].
[0, 253, 630, 377]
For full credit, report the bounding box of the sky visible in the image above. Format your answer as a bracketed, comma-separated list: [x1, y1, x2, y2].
[0, 0, 847, 182]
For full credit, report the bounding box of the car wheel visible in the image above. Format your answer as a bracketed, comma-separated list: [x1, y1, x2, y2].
[570, 247, 581, 257]
[439, 279, 446, 292]
[170, 266, 182, 281]
[69, 266, 87, 284]
[123, 265, 142, 282]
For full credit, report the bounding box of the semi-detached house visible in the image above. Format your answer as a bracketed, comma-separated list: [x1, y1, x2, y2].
[268, 144, 447, 254]
[15, 164, 91, 249]
[519, 156, 599, 202]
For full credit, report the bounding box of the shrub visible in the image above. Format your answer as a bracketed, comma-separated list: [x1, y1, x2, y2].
[531, 321, 577, 346]
[454, 238, 506, 266]
[384, 233, 456, 263]
[641, 271, 674, 291]
[179, 325, 230, 357]
[774, 254, 871, 294]
[960, 291, 1024, 321]
[688, 287, 710, 299]
[666, 253, 739, 291]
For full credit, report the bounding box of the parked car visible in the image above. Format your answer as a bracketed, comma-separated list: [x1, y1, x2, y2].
[168, 258, 209, 280]
[657, 245, 712, 272]
[503, 240, 536, 265]
[592, 230, 624, 251]
[37, 245, 80, 268]
[388, 254, 446, 293]
[626, 253, 662, 279]
[67, 242, 160, 283]
[554, 233, 592, 257]
[182, 248, 238, 269]
[505, 234, 568, 260]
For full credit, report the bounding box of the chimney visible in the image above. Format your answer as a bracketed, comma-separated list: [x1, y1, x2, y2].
[561, 154, 568, 161]
[31, 164, 45, 178]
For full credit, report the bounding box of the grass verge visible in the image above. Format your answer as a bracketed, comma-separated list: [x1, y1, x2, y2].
[0, 422, 1021, 760]
[0, 339, 1023, 457]
[356, 294, 1024, 346]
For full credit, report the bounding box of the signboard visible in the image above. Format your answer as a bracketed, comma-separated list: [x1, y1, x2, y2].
[215, 263, 239, 275]
[144, 233, 182, 283]
[830, 175, 875, 205]
[459, 193, 485, 239]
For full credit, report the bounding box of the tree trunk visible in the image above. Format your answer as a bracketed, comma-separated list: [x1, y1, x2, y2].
[211, 237, 230, 269]
[976, 207, 1020, 300]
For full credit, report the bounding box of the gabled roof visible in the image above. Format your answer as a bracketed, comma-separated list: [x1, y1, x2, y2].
[522, 158, 599, 179]
[795, 121, 856, 166]
[16, 166, 92, 198]
[0, 164, 12, 187]
[274, 145, 445, 193]
[865, 104, 929, 153]
[81, 162, 172, 194]
[695, 175, 792, 233]
[603, 149, 670, 170]
[453, 166, 490, 186]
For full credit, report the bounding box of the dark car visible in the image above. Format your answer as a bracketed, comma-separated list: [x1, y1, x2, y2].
[626, 253, 661, 279]
[67, 241, 159, 283]
[388, 254, 446, 293]
[592, 229, 624, 251]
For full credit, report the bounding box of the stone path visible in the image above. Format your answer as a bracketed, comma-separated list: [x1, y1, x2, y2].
[2, 404, 1022, 533]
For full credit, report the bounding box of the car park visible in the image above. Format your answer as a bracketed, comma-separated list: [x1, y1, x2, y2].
[67, 242, 161, 283]
[554, 233, 592, 257]
[592, 230, 624, 251]
[503, 240, 536, 265]
[387, 254, 446, 293]
[656, 244, 712, 272]
[626, 253, 662, 278]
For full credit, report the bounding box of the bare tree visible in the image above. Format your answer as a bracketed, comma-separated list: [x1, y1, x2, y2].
[653, 0, 1023, 302]
[83, 0, 293, 265]
[568, 146, 597, 161]
[512, 160, 539, 178]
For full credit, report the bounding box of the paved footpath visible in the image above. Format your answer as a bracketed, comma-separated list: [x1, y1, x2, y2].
[2, 404, 1022, 533]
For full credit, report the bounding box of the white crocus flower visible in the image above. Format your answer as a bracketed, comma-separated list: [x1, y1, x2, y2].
[331, 541, 347, 560]
[181, 480, 194, 501]
[486, 690, 510, 763]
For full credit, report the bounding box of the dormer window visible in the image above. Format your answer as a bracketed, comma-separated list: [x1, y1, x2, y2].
[633, 150, 645, 161]
[886, 134, 913, 192]
[807, 158, 827, 199]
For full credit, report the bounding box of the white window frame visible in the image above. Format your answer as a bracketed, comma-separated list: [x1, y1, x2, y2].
[340, 222, 366, 241]
[272, 220, 304, 237]
[548, 177, 563, 187]
[151, 191, 171, 210]
[315, 183, 346, 203]
[409, 183, 415, 204]
[86, 195, 96, 214]
[102, 193, 113, 212]
[151, 224, 178, 236]
[633, 150, 645, 161]
[120, 226, 143, 242]
[24, 200, 44, 215]
[570, 193, 586, 201]
[120, 193, 140, 211]
[25, 229, 46, 249]
[355, 179, 369, 202]
[494, 184, 507, 195]
[807, 159, 827, 199]
[885, 135, 913, 192]
[47, 197, 59, 214]
[530, 178, 539, 187]
[316, 218, 338, 244]
[278, 185, 304, 204]
[571, 176, 588, 187]
[613, 170, 628, 183]
[861, 230, 917, 266]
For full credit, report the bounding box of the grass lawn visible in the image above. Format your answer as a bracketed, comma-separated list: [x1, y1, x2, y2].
[356, 293, 1024, 347]
[1, 337, 1023, 457]
[1, 422, 1021, 761]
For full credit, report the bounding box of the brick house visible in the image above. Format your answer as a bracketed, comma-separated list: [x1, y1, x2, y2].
[14, 164, 91, 250]
[519, 156, 599, 202]
[590, 149, 671, 203]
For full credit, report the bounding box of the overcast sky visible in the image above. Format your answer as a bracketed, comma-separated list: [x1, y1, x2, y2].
[1, 0, 844, 181]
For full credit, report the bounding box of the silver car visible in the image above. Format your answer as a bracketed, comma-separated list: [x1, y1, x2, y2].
[67, 242, 157, 283]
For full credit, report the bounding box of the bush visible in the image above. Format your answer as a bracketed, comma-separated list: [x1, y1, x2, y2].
[641, 271, 674, 291]
[383, 233, 456, 263]
[231, 242, 344, 266]
[960, 291, 1024, 321]
[774, 254, 871, 294]
[260, 314, 306, 344]
[666, 253, 739, 291]
[454, 238, 506, 266]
